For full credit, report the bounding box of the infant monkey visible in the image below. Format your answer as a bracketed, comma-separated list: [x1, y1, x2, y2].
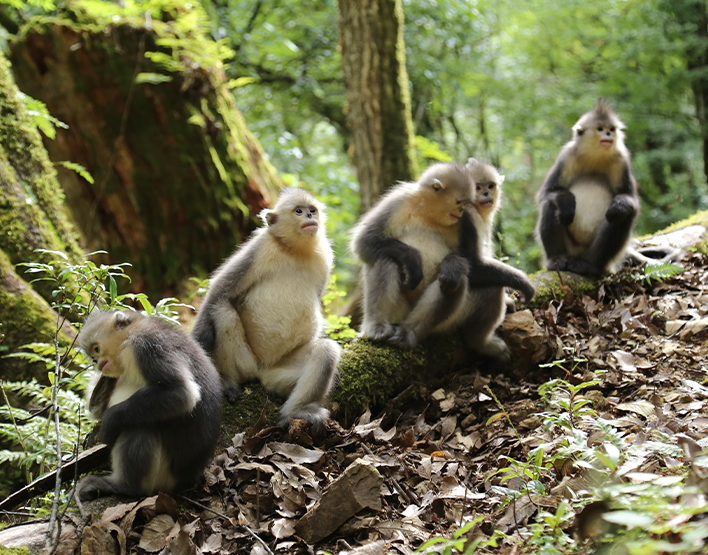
[77, 310, 222, 501]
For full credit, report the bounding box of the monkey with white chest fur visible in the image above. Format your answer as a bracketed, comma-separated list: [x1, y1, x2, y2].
[192, 188, 340, 434]
[458, 158, 535, 358]
[76, 310, 222, 501]
[352, 162, 534, 354]
[535, 101, 641, 276]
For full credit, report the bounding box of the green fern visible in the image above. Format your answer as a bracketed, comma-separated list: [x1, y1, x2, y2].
[640, 261, 683, 285]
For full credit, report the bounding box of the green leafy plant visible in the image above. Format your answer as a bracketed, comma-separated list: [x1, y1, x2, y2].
[638, 261, 684, 285]
[2, 249, 188, 522]
[322, 274, 356, 341]
[414, 518, 505, 554]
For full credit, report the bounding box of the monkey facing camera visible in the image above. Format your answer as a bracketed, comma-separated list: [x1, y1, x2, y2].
[76, 310, 223, 501]
[192, 188, 341, 435]
[351, 161, 534, 359]
[535, 101, 641, 276]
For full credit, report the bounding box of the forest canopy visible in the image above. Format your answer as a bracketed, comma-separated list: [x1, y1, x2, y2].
[0, 0, 702, 279]
[2, 0, 708, 552]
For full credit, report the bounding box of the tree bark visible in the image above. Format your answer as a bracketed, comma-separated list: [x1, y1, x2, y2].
[9, 22, 283, 297]
[338, 0, 418, 213]
[0, 50, 79, 379]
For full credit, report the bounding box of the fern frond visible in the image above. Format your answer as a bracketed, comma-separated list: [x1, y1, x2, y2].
[641, 261, 683, 285]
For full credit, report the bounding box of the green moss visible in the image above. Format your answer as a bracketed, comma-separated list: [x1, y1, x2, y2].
[0, 52, 83, 268]
[332, 334, 459, 426]
[647, 210, 708, 236]
[0, 546, 30, 555]
[217, 383, 281, 450]
[0, 250, 75, 383]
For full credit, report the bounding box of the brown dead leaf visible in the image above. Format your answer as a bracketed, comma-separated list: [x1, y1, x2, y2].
[615, 400, 655, 418]
[167, 529, 197, 555]
[268, 442, 324, 464]
[138, 514, 175, 552]
[612, 351, 636, 373]
[80, 521, 125, 555]
[271, 517, 296, 539]
[101, 501, 137, 523]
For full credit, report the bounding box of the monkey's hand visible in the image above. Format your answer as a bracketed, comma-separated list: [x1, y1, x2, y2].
[555, 189, 576, 225]
[605, 194, 638, 224]
[438, 254, 471, 295]
[386, 325, 418, 350]
[395, 246, 424, 290]
[516, 279, 536, 305]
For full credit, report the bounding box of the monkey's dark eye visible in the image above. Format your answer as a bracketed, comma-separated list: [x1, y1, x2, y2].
[295, 208, 303, 214]
[92, 345, 99, 355]
[610, 127, 615, 132]
[489, 184, 495, 189]
[597, 126, 603, 132]
[309, 207, 317, 214]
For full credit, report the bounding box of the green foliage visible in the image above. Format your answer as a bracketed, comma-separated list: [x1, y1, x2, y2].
[16, 91, 67, 140]
[414, 517, 505, 554]
[2, 250, 189, 495]
[58, 161, 94, 184]
[322, 274, 356, 341]
[637, 261, 684, 285]
[478, 373, 708, 553]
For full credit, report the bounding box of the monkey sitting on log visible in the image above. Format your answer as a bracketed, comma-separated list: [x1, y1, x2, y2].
[192, 188, 340, 434]
[535, 101, 641, 276]
[351, 162, 534, 353]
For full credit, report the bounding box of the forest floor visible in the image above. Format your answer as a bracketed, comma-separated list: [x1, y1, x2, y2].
[4, 251, 708, 555]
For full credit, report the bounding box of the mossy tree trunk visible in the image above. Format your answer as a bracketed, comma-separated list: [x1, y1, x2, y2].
[0, 50, 78, 379]
[9, 22, 283, 298]
[338, 0, 418, 213]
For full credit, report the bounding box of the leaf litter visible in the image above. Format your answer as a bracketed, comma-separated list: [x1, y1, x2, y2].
[17, 250, 708, 554]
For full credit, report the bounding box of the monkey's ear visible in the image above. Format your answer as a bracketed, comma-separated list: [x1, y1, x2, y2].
[431, 178, 445, 192]
[113, 311, 132, 330]
[573, 124, 584, 136]
[259, 208, 278, 226]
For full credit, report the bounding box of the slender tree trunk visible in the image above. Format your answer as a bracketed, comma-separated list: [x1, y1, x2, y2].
[338, 0, 418, 213]
[10, 22, 283, 297]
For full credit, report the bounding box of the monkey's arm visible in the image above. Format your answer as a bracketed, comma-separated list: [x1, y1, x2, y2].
[458, 211, 535, 302]
[353, 200, 423, 290]
[99, 337, 200, 446]
[191, 237, 261, 352]
[88, 375, 117, 420]
[606, 165, 639, 223]
[539, 158, 576, 225]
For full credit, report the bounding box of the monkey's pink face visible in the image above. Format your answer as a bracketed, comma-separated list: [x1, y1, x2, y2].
[87, 336, 125, 378]
[293, 205, 320, 234]
[475, 182, 497, 211]
[594, 124, 617, 148]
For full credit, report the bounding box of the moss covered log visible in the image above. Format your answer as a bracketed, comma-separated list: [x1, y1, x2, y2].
[0, 51, 83, 301]
[9, 16, 283, 297]
[0, 49, 80, 377]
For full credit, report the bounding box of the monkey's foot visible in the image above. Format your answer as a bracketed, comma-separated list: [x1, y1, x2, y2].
[76, 475, 114, 502]
[279, 403, 329, 435]
[223, 382, 243, 403]
[365, 323, 397, 342]
[385, 325, 418, 350]
[547, 256, 601, 277]
[475, 335, 511, 363]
